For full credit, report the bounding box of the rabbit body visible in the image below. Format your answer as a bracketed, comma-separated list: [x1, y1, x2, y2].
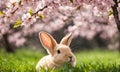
[36, 55, 56, 71]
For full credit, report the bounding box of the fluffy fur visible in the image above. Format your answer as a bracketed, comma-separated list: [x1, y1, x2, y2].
[36, 31, 76, 72]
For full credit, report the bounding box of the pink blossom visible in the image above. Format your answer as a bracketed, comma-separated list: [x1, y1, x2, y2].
[0, 0, 119, 47]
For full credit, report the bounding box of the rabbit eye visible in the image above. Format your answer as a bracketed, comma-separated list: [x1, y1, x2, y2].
[57, 50, 60, 54]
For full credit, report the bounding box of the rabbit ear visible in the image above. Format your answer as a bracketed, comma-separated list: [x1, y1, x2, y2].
[39, 31, 57, 56]
[60, 33, 72, 46]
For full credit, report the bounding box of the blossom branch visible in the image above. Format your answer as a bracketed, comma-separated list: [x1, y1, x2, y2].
[111, 0, 120, 32]
[31, 5, 48, 17]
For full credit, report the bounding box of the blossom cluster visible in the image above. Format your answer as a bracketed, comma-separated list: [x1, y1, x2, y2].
[0, 0, 118, 47]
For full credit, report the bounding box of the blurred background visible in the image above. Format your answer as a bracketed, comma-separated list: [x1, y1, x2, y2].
[0, 0, 119, 53]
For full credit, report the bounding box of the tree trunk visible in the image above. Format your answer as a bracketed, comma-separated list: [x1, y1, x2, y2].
[112, 0, 120, 52]
[3, 33, 14, 52]
[119, 33, 120, 52]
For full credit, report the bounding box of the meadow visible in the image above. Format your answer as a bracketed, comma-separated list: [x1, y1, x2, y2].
[0, 48, 120, 72]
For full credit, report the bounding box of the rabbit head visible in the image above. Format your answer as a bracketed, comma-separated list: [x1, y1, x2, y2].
[39, 31, 76, 67]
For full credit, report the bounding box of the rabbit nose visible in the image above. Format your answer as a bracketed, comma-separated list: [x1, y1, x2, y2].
[69, 56, 72, 59]
[68, 56, 72, 62]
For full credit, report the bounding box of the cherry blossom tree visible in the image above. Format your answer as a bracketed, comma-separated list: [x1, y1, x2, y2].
[0, 0, 120, 52]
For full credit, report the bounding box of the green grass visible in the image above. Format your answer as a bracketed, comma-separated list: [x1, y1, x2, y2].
[0, 49, 120, 72]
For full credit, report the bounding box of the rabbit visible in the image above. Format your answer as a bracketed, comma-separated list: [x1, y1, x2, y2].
[36, 31, 76, 72]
